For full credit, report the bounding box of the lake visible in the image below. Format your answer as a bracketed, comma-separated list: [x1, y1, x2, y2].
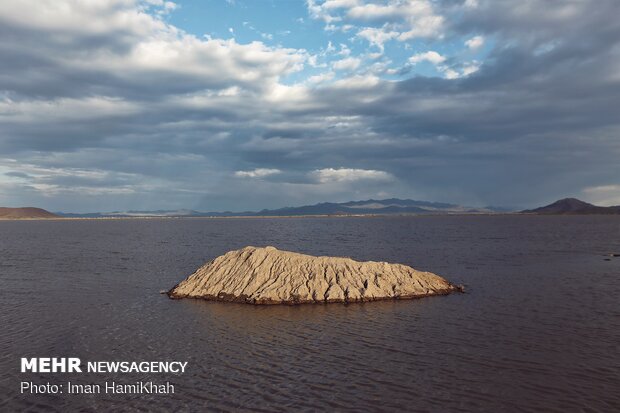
[1, 216, 619, 412]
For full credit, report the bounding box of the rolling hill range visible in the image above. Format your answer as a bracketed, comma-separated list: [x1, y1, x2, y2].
[251, 199, 505, 216]
[22, 198, 620, 218]
[57, 199, 508, 218]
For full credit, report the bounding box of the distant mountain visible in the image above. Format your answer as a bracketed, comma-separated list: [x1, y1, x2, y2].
[57, 199, 507, 218]
[56, 209, 236, 218]
[253, 199, 502, 216]
[0, 207, 59, 219]
[522, 198, 620, 214]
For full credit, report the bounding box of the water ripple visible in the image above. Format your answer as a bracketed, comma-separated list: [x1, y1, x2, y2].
[0, 216, 619, 411]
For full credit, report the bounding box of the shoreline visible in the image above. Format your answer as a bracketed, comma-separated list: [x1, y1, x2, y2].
[3, 212, 620, 221]
[0, 212, 517, 221]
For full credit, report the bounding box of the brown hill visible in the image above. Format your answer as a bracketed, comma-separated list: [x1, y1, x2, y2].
[168, 246, 462, 304]
[0, 207, 59, 219]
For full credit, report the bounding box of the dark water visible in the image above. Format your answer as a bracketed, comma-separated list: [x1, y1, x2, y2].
[1, 216, 619, 412]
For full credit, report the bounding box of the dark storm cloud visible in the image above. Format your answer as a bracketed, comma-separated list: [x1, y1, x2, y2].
[1, 0, 619, 211]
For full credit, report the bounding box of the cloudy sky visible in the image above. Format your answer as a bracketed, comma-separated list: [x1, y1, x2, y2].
[1, 0, 619, 212]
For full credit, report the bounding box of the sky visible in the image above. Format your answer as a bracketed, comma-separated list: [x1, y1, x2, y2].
[0, 0, 619, 212]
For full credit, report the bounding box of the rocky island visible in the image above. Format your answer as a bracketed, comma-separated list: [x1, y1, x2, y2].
[168, 246, 462, 304]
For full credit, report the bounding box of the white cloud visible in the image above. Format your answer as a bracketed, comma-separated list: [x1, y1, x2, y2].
[234, 168, 282, 178]
[265, 83, 311, 104]
[347, 1, 444, 39]
[347, 3, 402, 20]
[461, 62, 481, 76]
[307, 0, 342, 24]
[322, 0, 359, 10]
[437, 61, 481, 79]
[145, 0, 178, 15]
[443, 69, 460, 79]
[464, 0, 479, 8]
[465, 35, 484, 49]
[356, 26, 399, 51]
[582, 185, 620, 206]
[408, 51, 480, 80]
[0, 158, 141, 197]
[338, 43, 351, 56]
[331, 74, 380, 89]
[0, 0, 308, 95]
[312, 168, 392, 183]
[307, 0, 444, 39]
[397, 14, 444, 40]
[333, 56, 362, 71]
[0, 96, 140, 122]
[409, 51, 446, 65]
[307, 71, 335, 85]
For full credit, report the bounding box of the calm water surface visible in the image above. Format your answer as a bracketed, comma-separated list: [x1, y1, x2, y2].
[0, 216, 619, 412]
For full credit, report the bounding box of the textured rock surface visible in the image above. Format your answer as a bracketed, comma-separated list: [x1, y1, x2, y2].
[168, 246, 461, 304]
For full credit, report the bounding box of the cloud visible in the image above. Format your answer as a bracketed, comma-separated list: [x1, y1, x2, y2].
[332, 56, 362, 71]
[307, 71, 335, 85]
[321, 0, 359, 10]
[407, 52, 480, 79]
[1, 0, 620, 212]
[153, 1, 178, 15]
[0, 1, 307, 102]
[311, 168, 392, 183]
[307, 0, 444, 40]
[306, 0, 343, 24]
[0, 158, 143, 199]
[582, 185, 620, 206]
[347, 3, 403, 20]
[4, 171, 32, 179]
[442, 68, 459, 79]
[465, 35, 484, 49]
[234, 168, 282, 178]
[461, 62, 481, 76]
[356, 26, 399, 51]
[409, 51, 446, 65]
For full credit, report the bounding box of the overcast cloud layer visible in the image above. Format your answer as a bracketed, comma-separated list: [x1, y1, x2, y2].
[1, 0, 619, 212]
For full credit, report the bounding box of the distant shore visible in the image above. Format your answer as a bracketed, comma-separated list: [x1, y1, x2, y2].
[4, 197, 619, 220]
[5, 212, 614, 221]
[0, 213, 512, 221]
